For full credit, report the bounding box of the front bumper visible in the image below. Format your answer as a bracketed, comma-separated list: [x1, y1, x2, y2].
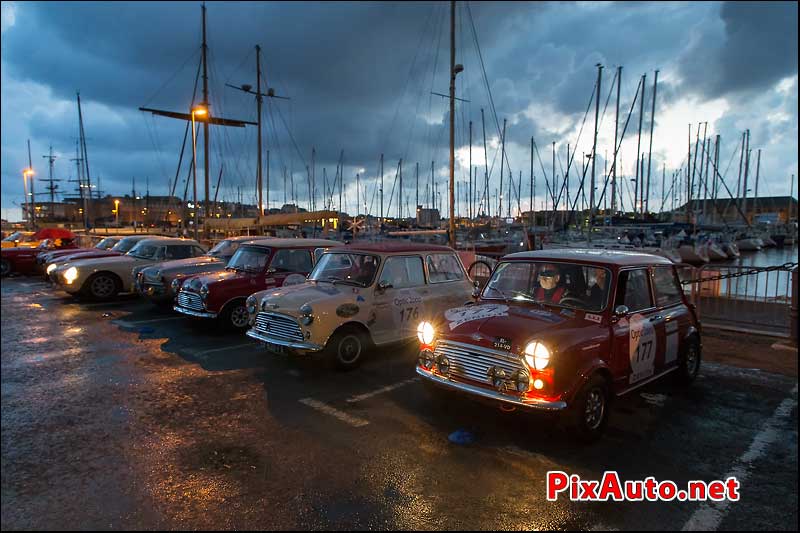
[173, 305, 218, 319]
[246, 328, 323, 352]
[416, 367, 568, 412]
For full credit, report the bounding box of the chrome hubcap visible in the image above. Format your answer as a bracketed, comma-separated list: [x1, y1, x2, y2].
[585, 388, 605, 430]
[338, 335, 361, 364]
[91, 276, 115, 297]
[230, 306, 249, 328]
[686, 346, 699, 376]
[1, 261, 10, 275]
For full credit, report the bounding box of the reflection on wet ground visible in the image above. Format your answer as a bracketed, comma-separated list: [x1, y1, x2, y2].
[1, 278, 797, 530]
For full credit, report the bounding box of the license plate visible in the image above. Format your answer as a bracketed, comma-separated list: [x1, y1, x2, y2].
[266, 342, 287, 355]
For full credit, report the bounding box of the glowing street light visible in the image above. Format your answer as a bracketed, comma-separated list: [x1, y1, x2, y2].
[22, 168, 34, 228]
[190, 104, 208, 241]
[114, 199, 120, 226]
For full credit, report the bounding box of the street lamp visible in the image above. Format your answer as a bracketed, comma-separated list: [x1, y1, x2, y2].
[190, 104, 207, 241]
[114, 199, 120, 226]
[23, 168, 34, 228]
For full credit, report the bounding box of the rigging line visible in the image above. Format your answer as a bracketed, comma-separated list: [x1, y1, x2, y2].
[273, 103, 309, 172]
[596, 67, 618, 134]
[593, 76, 644, 209]
[141, 46, 201, 109]
[385, 2, 436, 157]
[425, 3, 446, 169]
[222, 46, 254, 87]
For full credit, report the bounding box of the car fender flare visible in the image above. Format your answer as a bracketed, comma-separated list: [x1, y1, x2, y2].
[324, 321, 375, 350]
[566, 358, 614, 404]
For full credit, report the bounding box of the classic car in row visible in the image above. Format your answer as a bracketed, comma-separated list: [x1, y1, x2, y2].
[2, 233, 80, 276]
[174, 238, 342, 330]
[44, 234, 165, 281]
[53, 237, 205, 300]
[245, 243, 475, 369]
[135, 235, 260, 305]
[415, 249, 701, 441]
[39, 235, 122, 269]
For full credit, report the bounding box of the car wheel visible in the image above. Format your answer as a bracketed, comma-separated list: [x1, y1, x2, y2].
[568, 375, 610, 443]
[221, 300, 250, 331]
[326, 327, 367, 371]
[676, 337, 701, 385]
[84, 273, 120, 301]
[0, 259, 11, 277]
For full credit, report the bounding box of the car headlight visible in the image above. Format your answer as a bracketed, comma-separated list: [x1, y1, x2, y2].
[171, 278, 181, 292]
[299, 303, 313, 325]
[417, 321, 436, 345]
[64, 266, 78, 285]
[524, 341, 551, 370]
[46, 263, 56, 275]
[200, 284, 209, 300]
[246, 294, 258, 315]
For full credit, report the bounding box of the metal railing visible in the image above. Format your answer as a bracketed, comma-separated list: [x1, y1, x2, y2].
[686, 263, 798, 339]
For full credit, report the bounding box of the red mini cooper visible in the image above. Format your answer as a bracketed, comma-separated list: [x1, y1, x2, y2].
[173, 238, 342, 330]
[416, 249, 701, 442]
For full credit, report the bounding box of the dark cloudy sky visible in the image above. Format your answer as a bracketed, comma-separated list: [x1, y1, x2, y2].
[1, 1, 797, 221]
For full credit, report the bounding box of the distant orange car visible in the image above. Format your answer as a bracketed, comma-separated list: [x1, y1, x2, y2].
[1, 231, 39, 249]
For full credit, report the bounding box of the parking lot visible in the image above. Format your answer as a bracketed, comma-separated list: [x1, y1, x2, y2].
[2, 277, 797, 530]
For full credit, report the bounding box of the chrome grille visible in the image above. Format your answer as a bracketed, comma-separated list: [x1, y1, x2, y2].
[433, 340, 526, 386]
[253, 312, 304, 342]
[177, 291, 204, 312]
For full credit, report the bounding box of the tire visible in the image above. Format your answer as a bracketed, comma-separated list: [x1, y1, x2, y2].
[220, 300, 250, 331]
[0, 259, 11, 277]
[567, 375, 611, 443]
[676, 337, 701, 385]
[325, 327, 368, 371]
[83, 272, 121, 301]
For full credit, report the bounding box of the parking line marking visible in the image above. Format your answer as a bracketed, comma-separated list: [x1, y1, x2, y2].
[114, 316, 184, 326]
[681, 384, 798, 531]
[299, 398, 370, 427]
[192, 342, 256, 356]
[345, 377, 420, 403]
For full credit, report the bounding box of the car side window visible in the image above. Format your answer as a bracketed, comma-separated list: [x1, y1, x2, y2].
[380, 256, 425, 289]
[167, 245, 195, 260]
[426, 253, 465, 283]
[615, 269, 653, 312]
[652, 266, 683, 307]
[270, 249, 313, 273]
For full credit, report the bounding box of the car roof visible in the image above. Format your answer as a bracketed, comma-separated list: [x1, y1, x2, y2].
[224, 235, 275, 242]
[241, 238, 343, 248]
[338, 242, 457, 254]
[502, 249, 674, 267]
[137, 237, 201, 246]
[120, 234, 169, 241]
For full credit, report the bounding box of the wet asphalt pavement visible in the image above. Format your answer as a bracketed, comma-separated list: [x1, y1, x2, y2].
[1, 277, 797, 530]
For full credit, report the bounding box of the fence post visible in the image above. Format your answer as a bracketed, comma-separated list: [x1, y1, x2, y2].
[791, 267, 798, 346]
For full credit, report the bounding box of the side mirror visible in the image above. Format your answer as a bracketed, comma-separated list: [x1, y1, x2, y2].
[614, 305, 629, 317]
[266, 267, 277, 274]
[377, 281, 393, 292]
[472, 281, 481, 299]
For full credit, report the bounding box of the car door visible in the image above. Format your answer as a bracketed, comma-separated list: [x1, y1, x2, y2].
[371, 255, 427, 345]
[610, 267, 663, 390]
[650, 265, 691, 370]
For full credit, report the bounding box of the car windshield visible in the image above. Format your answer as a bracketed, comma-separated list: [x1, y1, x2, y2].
[482, 261, 611, 312]
[96, 237, 118, 249]
[128, 243, 163, 260]
[4, 231, 34, 242]
[309, 253, 381, 287]
[208, 239, 240, 257]
[113, 238, 140, 253]
[226, 246, 270, 273]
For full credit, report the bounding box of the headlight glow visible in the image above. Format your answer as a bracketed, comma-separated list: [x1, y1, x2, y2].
[64, 266, 78, 285]
[416, 321, 435, 345]
[46, 263, 56, 275]
[524, 341, 551, 370]
[246, 295, 257, 314]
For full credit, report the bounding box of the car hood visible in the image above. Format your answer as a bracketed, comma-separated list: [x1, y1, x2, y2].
[258, 281, 361, 316]
[66, 254, 145, 270]
[142, 256, 226, 281]
[438, 301, 605, 355]
[56, 249, 121, 263]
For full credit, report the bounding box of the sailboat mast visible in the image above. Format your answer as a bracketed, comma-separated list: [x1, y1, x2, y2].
[634, 74, 645, 215]
[742, 129, 750, 216]
[448, 0, 457, 247]
[77, 92, 92, 229]
[201, 4, 210, 238]
[612, 66, 621, 214]
[481, 109, 488, 216]
[645, 69, 658, 214]
[589, 63, 602, 242]
[468, 121, 472, 219]
[754, 148, 761, 218]
[256, 45, 263, 216]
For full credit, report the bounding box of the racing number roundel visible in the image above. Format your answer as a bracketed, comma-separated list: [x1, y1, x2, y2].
[627, 313, 656, 384]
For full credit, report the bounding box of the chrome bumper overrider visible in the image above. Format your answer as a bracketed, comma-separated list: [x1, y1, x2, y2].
[416, 367, 567, 411]
[173, 305, 217, 319]
[246, 328, 323, 352]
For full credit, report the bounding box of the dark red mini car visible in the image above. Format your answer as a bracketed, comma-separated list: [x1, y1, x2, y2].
[416, 249, 701, 441]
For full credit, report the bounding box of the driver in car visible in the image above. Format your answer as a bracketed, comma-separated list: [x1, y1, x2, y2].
[535, 263, 567, 304]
